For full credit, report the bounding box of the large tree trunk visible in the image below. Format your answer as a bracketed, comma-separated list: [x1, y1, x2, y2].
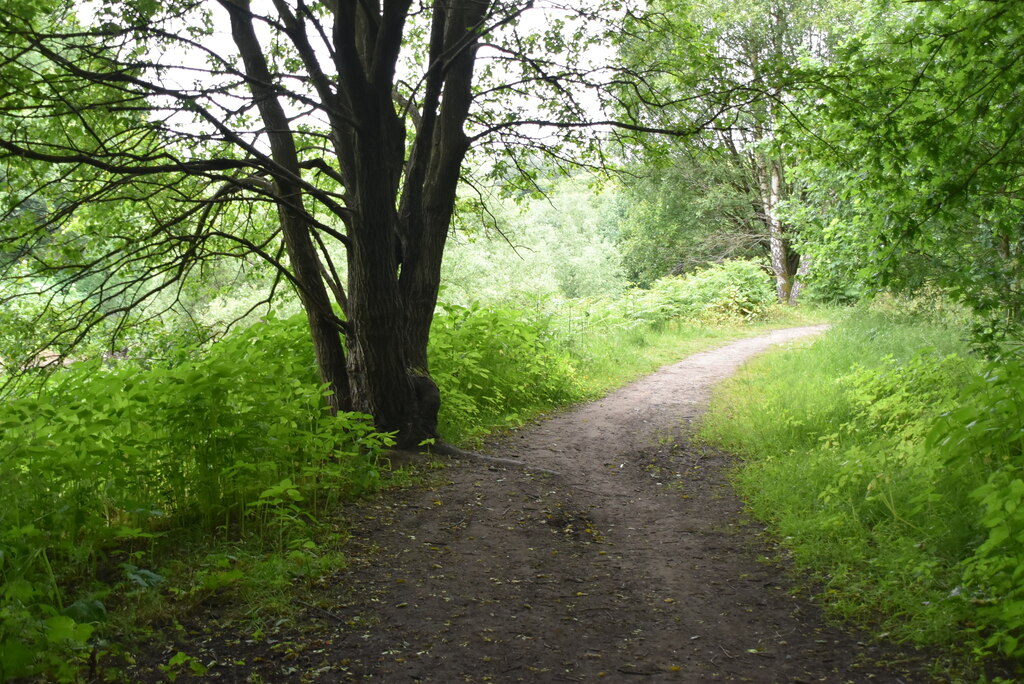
[225, 0, 492, 449]
[341, 68, 421, 445]
[335, 0, 488, 449]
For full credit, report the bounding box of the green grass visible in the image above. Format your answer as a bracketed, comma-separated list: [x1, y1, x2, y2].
[570, 303, 827, 398]
[699, 301, 1024, 677]
[701, 303, 971, 460]
[0, 259, 831, 681]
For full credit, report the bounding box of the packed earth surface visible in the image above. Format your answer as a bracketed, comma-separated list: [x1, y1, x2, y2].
[131, 326, 940, 682]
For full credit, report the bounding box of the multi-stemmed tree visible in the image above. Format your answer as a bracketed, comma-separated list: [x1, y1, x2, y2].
[1, 0, 702, 448]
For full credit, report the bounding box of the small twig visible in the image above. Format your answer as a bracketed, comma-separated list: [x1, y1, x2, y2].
[430, 443, 562, 476]
[296, 600, 347, 625]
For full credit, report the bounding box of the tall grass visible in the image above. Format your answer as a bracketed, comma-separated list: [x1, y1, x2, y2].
[702, 304, 972, 460]
[701, 301, 1024, 675]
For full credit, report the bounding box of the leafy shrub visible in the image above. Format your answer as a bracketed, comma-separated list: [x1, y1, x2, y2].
[430, 302, 584, 444]
[678, 259, 777, 321]
[626, 259, 776, 325]
[931, 361, 1024, 661]
[0, 313, 387, 680]
[546, 258, 776, 348]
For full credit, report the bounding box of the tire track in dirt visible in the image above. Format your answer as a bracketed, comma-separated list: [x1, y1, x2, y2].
[134, 325, 937, 682]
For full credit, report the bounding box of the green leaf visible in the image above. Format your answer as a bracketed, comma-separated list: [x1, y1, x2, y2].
[44, 616, 94, 645]
[0, 639, 34, 679]
[62, 599, 107, 624]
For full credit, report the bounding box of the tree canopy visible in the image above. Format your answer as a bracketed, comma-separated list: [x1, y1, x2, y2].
[782, 0, 1024, 330]
[0, 0, 699, 447]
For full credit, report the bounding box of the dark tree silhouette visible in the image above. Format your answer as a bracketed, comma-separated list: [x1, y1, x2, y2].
[0, 0, 709, 448]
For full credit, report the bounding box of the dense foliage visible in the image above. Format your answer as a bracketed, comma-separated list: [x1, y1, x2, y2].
[430, 303, 584, 444]
[0, 315, 387, 680]
[784, 0, 1024, 332]
[0, 258, 782, 679]
[616, 152, 764, 287]
[702, 304, 1024, 670]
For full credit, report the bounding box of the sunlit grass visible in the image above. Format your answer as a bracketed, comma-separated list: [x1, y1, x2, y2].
[572, 303, 828, 398]
[698, 302, 1008, 676]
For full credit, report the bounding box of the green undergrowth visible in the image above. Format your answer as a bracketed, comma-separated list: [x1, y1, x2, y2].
[0, 315, 392, 681]
[701, 300, 1024, 678]
[431, 300, 817, 446]
[1, 258, 818, 680]
[432, 259, 824, 445]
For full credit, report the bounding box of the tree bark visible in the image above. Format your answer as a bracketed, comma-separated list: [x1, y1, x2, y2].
[755, 155, 803, 304]
[221, 0, 351, 411]
[763, 159, 792, 302]
[790, 254, 810, 303]
[330, 0, 488, 448]
[399, 0, 487, 370]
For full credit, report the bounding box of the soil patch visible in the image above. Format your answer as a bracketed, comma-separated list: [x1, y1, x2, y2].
[130, 326, 938, 682]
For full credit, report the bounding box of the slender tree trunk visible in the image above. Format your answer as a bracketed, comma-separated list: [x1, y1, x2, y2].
[764, 160, 793, 302]
[399, 0, 485, 370]
[221, 0, 351, 411]
[999, 229, 1021, 323]
[790, 254, 810, 302]
[754, 155, 802, 304]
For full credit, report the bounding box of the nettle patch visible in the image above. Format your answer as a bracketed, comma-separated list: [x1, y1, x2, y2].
[0, 314, 388, 681]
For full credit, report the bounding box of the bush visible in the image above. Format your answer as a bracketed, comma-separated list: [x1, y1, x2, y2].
[681, 259, 778, 321]
[627, 259, 776, 326]
[430, 302, 584, 444]
[0, 314, 388, 680]
[546, 258, 776, 345]
[932, 361, 1024, 661]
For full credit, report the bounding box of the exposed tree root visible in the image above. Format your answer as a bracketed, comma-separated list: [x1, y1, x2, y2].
[381, 442, 562, 476]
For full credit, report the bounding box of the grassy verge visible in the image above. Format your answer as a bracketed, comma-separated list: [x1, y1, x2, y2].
[570, 303, 825, 397]
[700, 301, 1024, 678]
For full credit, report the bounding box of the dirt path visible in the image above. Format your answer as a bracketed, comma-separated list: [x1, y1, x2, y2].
[137, 326, 937, 682]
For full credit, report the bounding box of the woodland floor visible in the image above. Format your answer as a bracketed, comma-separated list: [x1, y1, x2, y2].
[129, 326, 942, 683]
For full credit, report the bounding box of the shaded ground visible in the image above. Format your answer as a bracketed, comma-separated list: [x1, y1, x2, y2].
[131, 326, 939, 682]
